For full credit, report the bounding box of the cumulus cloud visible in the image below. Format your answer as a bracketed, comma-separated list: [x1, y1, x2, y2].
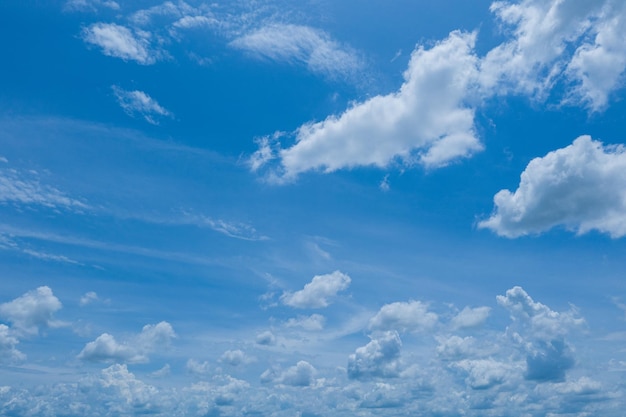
[347, 331, 402, 380]
[281, 271, 351, 309]
[369, 300, 438, 333]
[0, 286, 64, 337]
[112, 86, 173, 125]
[78, 321, 176, 363]
[479, 136, 626, 238]
[230, 24, 363, 80]
[497, 286, 583, 382]
[0, 324, 25, 362]
[436, 335, 478, 361]
[451, 306, 491, 329]
[220, 349, 253, 366]
[452, 359, 513, 390]
[255, 330, 276, 345]
[186, 358, 211, 376]
[277, 360, 317, 386]
[82, 23, 160, 64]
[79, 291, 99, 306]
[257, 31, 482, 180]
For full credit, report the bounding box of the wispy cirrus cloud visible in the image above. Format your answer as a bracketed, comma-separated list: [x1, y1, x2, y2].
[112, 86, 173, 125]
[82, 23, 162, 64]
[230, 23, 364, 81]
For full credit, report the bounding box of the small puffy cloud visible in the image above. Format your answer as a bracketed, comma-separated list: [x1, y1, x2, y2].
[78, 333, 146, 363]
[0, 286, 63, 337]
[255, 330, 276, 346]
[281, 271, 351, 309]
[369, 300, 438, 333]
[479, 136, 626, 238]
[112, 86, 173, 125]
[348, 331, 402, 380]
[78, 321, 175, 363]
[186, 359, 211, 376]
[451, 306, 491, 329]
[98, 364, 159, 412]
[230, 24, 363, 81]
[82, 23, 159, 64]
[255, 31, 482, 181]
[452, 359, 512, 389]
[277, 360, 317, 387]
[284, 314, 326, 331]
[219, 349, 253, 366]
[79, 291, 99, 306]
[0, 324, 25, 363]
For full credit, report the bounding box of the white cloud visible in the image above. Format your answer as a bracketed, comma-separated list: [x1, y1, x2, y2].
[230, 24, 363, 81]
[186, 358, 211, 376]
[255, 330, 276, 345]
[82, 23, 159, 64]
[436, 335, 477, 361]
[277, 360, 317, 386]
[220, 349, 253, 366]
[0, 286, 63, 337]
[98, 364, 159, 413]
[452, 359, 512, 390]
[347, 331, 402, 380]
[497, 286, 584, 339]
[284, 314, 326, 331]
[565, 1, 626, 111]
[479, 136, 626, 238]
[257, 31, 482, 180]
[497, 286, 583, 382]
[481, 0, 626, 110]
[0, 324, 25, 363]
[281, 271, 351, 309]
[79, 291, 99, 306]
[369, 300, 438, 333]
[112, 86, 172, 125]
[451, 306, 491, 329]
[78, 321, 176, 363]
[0, 166, 87, 210]
[77, 333, 146, 363]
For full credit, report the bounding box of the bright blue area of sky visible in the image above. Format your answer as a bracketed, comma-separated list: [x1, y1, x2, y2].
[1, 1, 626, 416]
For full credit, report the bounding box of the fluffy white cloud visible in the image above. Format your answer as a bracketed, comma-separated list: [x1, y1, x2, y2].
[369, 300, 438, 333]
[347, 331, 402, 380]
[451, 306, 491, 329]
[0, 286, 63, 337]
[78, 321, 176, 363]
[77, 333, 146, 363]
[82, 23, 160, 64]
[186, 358, 211, 376]
[281, 271, 351, 309]
[436, 335, 478, 361]
[276, 360, 317, 387]
[479, 136, 626, 238]
[273, 31, 481, 179]
[565, 1, 626, 111]
[79, 291, 99, 306]
[497, 286, 583, 382]
[220, 349, 253, 366]
[0, 324, 25, 362]
[112, 86, 172, 125]
[230, 24, 363, 80]
[255, 330, 276, 345]
[452, 359, 513, 390]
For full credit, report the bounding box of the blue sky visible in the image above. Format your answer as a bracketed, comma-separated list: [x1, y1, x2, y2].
[1, 0, 626, 415]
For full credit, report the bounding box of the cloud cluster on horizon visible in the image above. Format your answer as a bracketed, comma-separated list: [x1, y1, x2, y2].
[1, 281, 615, 416]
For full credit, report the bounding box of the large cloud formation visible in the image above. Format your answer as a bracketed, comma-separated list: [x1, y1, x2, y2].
[480, 136, 626, 237]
